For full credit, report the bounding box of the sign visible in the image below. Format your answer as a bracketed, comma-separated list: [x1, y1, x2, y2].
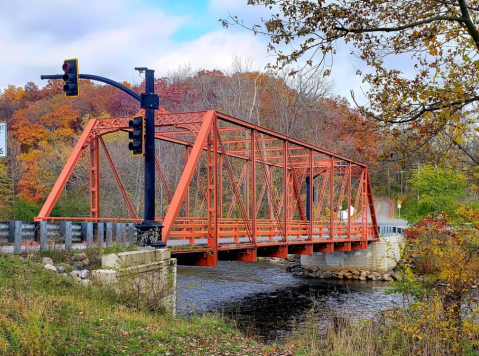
[0, 122, 6, 157]
[397, 199, 402, 205]
[397, 204, 401, 209]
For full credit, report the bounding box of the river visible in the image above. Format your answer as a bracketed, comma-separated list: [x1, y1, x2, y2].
[176, 260, 403, 343]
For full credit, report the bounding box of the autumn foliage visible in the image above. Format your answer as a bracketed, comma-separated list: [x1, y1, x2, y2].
[0, 66, 380, 220]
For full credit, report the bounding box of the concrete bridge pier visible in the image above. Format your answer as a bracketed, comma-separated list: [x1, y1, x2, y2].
[300, 235, 405, 273]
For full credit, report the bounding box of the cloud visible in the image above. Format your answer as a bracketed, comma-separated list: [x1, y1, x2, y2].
[0, 0, 372, 105]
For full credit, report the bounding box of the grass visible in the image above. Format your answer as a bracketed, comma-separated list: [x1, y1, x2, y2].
[3, 248, 477, 355]
[0, 252, 293, 356]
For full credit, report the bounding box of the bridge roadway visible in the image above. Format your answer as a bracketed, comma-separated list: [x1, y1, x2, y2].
[167, 198, 406, 264]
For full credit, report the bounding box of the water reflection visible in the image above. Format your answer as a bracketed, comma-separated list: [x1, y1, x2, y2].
[176, 260, 401, 343]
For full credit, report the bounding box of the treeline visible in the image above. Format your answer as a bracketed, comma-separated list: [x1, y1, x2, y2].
[0, 61, 380, 221]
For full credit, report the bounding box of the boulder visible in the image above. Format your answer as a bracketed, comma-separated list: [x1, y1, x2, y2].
[42, 257, 54, 266]
[359, 277, 367, 281]
[76, 252, 87, 261]
[44, 264, 57, 272]
[78, 270, 90, 279]
[81, 258, 90, 266]
[351, 270, 360, 276]
[70, 271, 79, 278]
[72, 261, 83, 270]
[360, 271, 367, 278]
[344, 273, 353, 279]
[80, 279, 91, 286]
[391, 271, 402, 281]
[56, 266, 65, 273]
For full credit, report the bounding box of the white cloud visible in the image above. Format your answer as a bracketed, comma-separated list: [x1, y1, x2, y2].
[0, 0, 374, 106]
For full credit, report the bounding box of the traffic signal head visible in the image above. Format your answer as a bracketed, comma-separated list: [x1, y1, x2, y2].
[62, 59, 79, 97]
[128, 115, 144, 156]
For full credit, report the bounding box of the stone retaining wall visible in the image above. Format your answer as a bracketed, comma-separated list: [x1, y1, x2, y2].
[300, 235, 405, 273]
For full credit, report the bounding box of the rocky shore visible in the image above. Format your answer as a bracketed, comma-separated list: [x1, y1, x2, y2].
[270, 255, 401, 282]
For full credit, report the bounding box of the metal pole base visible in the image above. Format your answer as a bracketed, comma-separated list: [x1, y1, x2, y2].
[135, 220, 166, 249]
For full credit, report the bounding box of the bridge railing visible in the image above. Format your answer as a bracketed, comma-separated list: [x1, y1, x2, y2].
[378, 225, 404, 237]
[168, 218, 378, 245]
[0, 221, 136, 253]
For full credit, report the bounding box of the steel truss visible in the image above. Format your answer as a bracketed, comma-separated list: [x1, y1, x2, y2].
[35, 109, 379, 266]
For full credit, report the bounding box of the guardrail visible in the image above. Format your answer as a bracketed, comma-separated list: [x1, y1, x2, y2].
[0, 221, 137, 253]
[378, 225, 404, 237]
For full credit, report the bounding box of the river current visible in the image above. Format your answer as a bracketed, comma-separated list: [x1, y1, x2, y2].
[176, 260, 403, 343]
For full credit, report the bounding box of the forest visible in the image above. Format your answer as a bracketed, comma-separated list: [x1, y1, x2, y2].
[0, 59, 392, 222]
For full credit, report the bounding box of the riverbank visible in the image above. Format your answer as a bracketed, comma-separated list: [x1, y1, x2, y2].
[282, 255, 401, 281]
[0, 252, 294, 355]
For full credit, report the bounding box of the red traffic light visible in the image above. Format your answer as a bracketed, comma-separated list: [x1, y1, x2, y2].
[62, 59, 79, 97]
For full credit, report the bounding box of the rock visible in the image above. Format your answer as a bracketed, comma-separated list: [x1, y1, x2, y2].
[78, 270, 90, 279]
[72, 261, 83, 270]
[383, 274, 392, 281]
[70, 271, 79, 278]
[359, 277, 367, 281]
[352, 275, 359, 280]
[81, 258, 90, 266]
[56, 266, 65, 273]
[367, 274, 375, 280]
[60, 273, 68, 277]
[360, 271, 367, 278]
[80, 279, 91, 286]
[42, 257, 54, 266]
[44, 264, 57, 272]
[391, 271, 402, 281]
[76, 252, 87, 261]
[372, 272, 381, 277]
[344, 273, 353, 279]
[336, 274, 344, 280]
[351, 270, 360, 276]
[73, 276, 82, 283]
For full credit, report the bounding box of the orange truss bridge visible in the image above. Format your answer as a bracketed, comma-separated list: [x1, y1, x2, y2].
[35, 109, 378, 266]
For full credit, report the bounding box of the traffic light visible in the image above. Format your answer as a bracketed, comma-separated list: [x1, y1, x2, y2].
[128, 115, 144, 156]
[62, 59, 79, 97]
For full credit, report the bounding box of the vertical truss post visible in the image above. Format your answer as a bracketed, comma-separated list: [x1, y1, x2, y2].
[347, 163, 352, 239]
[219, 154, 223, 218]
[308, 150, 313, 241]
[206, 118, 218, 265]
[283, 140, 288, 241]
[330, 157, 334, 241]
[246, 162, 250, 219]
[185, 146, 190, 217]
[366, 167, 379, 238]
[361, 169, 368, 240]
[251, 130, 257, 244]
[89, 138, 100, 219]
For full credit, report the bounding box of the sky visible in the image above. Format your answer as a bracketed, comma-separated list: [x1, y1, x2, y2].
[0, 0, 370, 102]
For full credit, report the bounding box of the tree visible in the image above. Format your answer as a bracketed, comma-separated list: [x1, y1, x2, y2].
[409, 165, 467, 213]
[400, 214, 479, 355]
[224, 0, 479, 165]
